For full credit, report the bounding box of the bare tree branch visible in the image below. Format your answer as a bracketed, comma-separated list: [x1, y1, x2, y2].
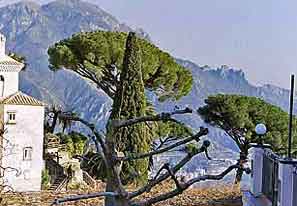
[162, 163, 182, 190]
[118, 127, 208, 162]
[75, 64, 115, 99]
[58, 114, 104, 146]
[133, 164, 250, 206]
[49, 108, 244, 206]
[129, 139, 211, 199]
[111, 108, 193, 129]
[52, 138, 213, 206]
[157, 136, 180, 150]
[52, 192, 119, 205]
[57, 114, 108, 164]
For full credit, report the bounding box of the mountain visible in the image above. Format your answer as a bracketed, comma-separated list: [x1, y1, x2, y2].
[0, 0, 149, 132]
[155, 60, 295, 158]
[0, 0, 295, 164]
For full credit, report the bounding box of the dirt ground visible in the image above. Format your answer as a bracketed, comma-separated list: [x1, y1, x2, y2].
[1, 183, 242, 206]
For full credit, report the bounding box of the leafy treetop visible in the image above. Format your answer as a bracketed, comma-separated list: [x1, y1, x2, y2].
[198, 94, 296, 154]
[48, 31, 192, 101]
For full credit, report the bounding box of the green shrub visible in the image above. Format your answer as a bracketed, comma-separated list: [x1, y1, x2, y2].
[41, 169, 51, 190]
[57, 132, 87, 156]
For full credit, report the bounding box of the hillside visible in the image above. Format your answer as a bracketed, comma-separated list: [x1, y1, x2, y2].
[0, 0, 295, 171]
[0, 0, 149, 130]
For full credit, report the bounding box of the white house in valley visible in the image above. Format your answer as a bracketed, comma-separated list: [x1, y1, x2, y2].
[0, 33, 45, 192]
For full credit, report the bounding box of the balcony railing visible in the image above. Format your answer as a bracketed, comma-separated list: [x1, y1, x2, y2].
[262, 150, 279, 206]
[244, 145, 297, 206]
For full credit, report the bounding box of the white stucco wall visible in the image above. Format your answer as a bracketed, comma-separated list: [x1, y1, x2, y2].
[278, 163, 294, 206]
[1, 104, 44, 192]
[0, 71, 19, 97]
[0, 34, 5, 57]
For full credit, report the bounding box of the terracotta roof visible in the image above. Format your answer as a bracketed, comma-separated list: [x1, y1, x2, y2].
[0, 92, 44, 106]
[0, 55, 24, 71]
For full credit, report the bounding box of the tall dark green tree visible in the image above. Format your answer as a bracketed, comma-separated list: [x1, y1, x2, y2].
[48, 31, 193, 184]
[108, 32, 150, 184]
[198, 94, 295, 183]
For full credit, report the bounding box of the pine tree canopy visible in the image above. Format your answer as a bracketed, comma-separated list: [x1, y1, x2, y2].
[198, 94, 297, 154]
[48, 31, 192, 100]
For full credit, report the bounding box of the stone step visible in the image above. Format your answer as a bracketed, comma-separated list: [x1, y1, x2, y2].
[48, 176, 67, 191]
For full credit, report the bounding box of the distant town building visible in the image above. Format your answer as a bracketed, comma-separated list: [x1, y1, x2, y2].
[0, 33, 44, 192]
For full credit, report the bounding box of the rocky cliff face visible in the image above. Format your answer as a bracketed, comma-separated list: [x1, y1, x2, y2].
[0, 0, 149, 133]
[0, 0, 294, 160]
[156, 60, 295, 159]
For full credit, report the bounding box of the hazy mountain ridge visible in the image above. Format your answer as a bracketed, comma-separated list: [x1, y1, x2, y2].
[0, 0, 150, 133]
[0, 0, 295, 160]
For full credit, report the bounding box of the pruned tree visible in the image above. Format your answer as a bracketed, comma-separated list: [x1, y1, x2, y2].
[198, 94, 294, 183]
[48, 31, 193, 184]
[51, 108, 250, 206]
[47, 31, 250, 205]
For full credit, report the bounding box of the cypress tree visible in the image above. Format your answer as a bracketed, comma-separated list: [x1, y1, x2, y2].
[108, 32, 150, 184]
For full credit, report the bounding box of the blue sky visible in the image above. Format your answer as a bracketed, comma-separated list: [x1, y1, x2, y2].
[2, 0, 297, 89]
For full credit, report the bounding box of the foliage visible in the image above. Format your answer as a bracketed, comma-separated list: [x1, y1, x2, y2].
[57, 132, 88, 156]
[198, 94, 296, 154]
[47, 31, 237, 206]
[41, 169, 51, 190]
[44, 105, 77, 134]
[155, 121, 192, 138]
[81, 152, 108, 181]
[145, 101, 193, 140]
[107, 32, 150, 184]
[185, 143, 199, 155]
[48, 30, 194, 186]
[8, 52, 27, 70]
[48, 31, 192, 101]
[82, 120, 193, 182]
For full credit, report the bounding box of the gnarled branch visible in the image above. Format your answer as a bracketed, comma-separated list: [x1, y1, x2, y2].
[52, 192, 119, 205]
[129, 139, 211, 199]
[57, 114, 108, 163]
[76, 64, 115, 99]
[118, 127, 208, 162]
[111, 108, 193, 129]
[133, 164, 250, 206]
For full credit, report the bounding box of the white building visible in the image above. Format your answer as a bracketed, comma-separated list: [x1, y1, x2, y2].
[0, 33, 45, 192]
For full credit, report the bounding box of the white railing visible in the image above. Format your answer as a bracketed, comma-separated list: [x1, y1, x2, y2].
[246, 145, 297, 206]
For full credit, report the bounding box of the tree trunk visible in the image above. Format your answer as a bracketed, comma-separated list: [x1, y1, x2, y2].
[104, 179, 129, 206]
[234, 149, 248, 184]
[105, 180, 116, 206]
[234, 168, 243, 184]
[50, 111, 59, 133]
